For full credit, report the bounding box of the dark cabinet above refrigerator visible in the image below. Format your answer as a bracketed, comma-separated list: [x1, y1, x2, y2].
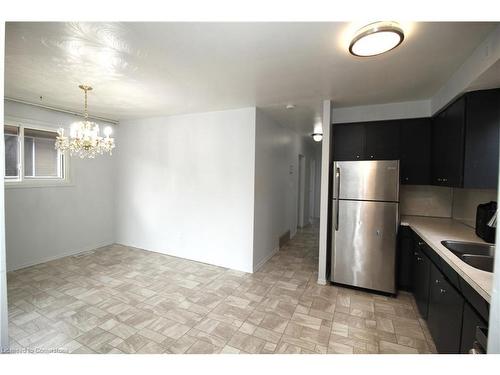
[332, 118, 430, 185]
[332, 124, 365, 161]
[332, 121, 400, 162]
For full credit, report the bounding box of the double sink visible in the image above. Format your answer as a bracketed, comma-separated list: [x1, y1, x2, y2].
[441, 240, 495, 273]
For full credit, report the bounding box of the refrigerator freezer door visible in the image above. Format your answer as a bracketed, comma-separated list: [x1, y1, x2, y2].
[335, 160, 399, 202]
[331, 199, 398, 293]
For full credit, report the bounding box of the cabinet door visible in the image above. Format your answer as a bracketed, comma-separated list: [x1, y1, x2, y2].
[400, 118, 431, 185]
[431, 97, 466, 187]
[332, 124, 365, 161]
[365, 122, 400, 160]
[427, 263, 464, 353]
[397, 226, 414, 292]
[460, 302, 487, 353]
[412, 245, 431, 319]
[463, 89, 500, 189]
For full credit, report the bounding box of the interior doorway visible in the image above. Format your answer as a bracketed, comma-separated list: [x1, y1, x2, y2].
[297, 154, 306, 229]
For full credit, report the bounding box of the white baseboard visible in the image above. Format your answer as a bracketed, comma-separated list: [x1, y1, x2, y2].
[253, 246, 279, 272]
[7, 242, 114, 272]
[317, 277, 327, 285]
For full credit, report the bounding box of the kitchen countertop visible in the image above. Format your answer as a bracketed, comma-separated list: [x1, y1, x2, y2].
[401, 215, 494, 303]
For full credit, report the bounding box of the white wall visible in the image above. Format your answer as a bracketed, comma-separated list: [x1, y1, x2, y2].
[115, 108, 256, 273]
[332, 99, 431, 124]
[4, 100, 115, 271]
[253, 109, 318, 271]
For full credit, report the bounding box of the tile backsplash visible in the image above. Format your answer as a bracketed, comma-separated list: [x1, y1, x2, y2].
[400, 185, 453, 217]
[400, 185, 498, 228]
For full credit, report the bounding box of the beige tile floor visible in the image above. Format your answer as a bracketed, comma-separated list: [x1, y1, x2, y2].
[7, 224, 437, 354]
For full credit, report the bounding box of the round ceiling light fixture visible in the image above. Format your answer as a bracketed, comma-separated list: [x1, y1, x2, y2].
[349, 21, 404, 57]
[311, 133, 323, 142]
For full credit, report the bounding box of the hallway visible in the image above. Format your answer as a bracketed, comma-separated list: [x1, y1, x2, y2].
[7, 225, 435, 354]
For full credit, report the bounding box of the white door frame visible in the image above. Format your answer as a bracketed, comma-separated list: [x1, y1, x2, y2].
[297, 154, 306, 229]
[309, 159, 316, 224]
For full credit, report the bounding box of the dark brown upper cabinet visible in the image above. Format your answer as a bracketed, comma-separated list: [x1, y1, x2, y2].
[330, 89, 499, 188]
[332, 121, 401, 161]
[400, 118, 432, 185]
[431, 96, 466, 187]
[365, 121, 400, 160]
[463, 89, 500, 189]
[332, 119, 430, 184]
[431, 89, 499, 189]
[332, 123, 365, 161]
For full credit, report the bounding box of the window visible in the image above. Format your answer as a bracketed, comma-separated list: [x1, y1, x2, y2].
[24, 128, 61, 178]
[4, 125, 19, 179]
[4, 122, 68, 186]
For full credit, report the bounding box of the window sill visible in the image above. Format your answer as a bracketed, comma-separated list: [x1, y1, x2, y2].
[5, 179, 74, 189]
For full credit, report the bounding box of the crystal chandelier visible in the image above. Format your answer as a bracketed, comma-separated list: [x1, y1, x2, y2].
[55, 85, 115, 158]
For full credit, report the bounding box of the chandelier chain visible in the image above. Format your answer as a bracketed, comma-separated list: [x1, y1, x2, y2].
[84, 87, 88, 119]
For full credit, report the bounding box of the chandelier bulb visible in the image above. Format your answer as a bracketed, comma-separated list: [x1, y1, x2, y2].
[104, 126, 113, 137]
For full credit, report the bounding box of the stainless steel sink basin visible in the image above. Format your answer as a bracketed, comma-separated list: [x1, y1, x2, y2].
[441, 240, 495, 272]
[441, 240, 495, 256]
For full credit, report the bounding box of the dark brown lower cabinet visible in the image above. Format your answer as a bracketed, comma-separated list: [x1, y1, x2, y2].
[427, 263, 464, 353]
[460, 302, 487, 354]
[412, 246, 431, 319]
[398, 227, 491, 354]
[397, 226, 414, 291]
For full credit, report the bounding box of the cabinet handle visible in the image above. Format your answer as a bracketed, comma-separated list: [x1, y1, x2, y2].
[435, 279, 440, 284]
[370, 155, 374, 159]
[437, 178, 442, 182]
[443, 178, 448, 182]
[417, 257, 422, 261]
[440, 288, 446, 294]
[356, 155, 360, 159]
[418, 241, 424, 246]
[405, 177, 409, 181]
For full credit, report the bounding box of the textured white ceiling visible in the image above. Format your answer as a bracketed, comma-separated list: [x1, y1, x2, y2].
[5, 22, 498, 134]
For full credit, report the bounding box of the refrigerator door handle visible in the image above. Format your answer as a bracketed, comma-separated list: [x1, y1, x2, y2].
[335, 167, 340, 231]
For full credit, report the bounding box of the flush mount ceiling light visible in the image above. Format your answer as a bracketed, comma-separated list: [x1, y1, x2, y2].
[311, 133, 323, 142]
[349, 21, 404, 57]
[55, 85, 115, 158]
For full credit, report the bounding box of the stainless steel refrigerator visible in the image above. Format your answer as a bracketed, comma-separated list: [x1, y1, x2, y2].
[330, 160, 399, 294]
